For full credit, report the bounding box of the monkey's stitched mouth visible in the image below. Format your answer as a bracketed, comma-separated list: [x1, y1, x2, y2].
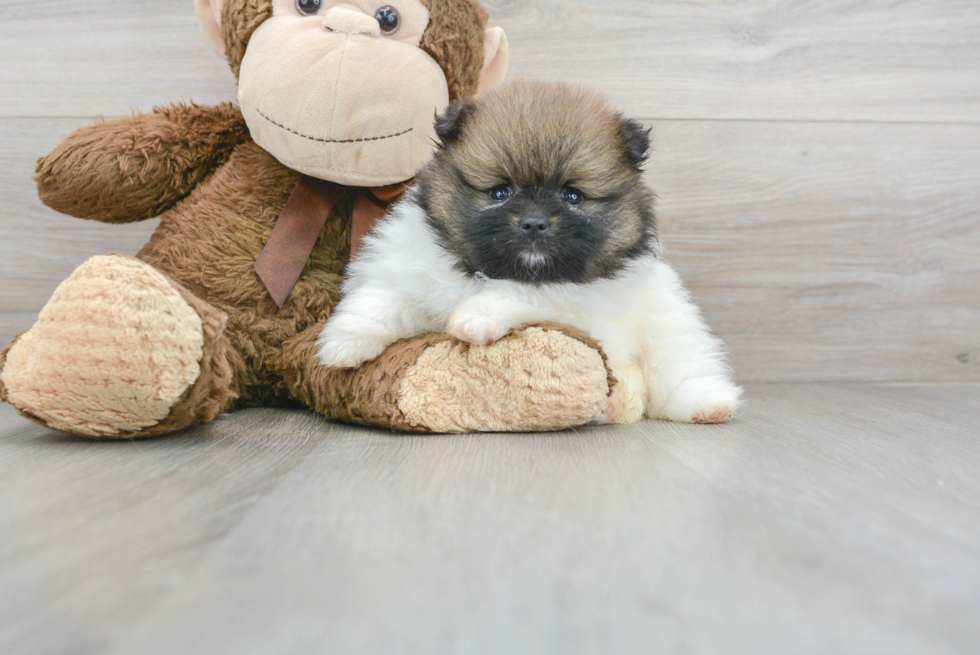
[257, 109, 413, 144]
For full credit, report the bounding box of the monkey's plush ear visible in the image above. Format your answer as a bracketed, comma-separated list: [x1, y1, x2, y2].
[477, 28, 509, 95]
[195, 0, 226, 57]
[435, 103, 471, 147]
[620, 118, 652, 168]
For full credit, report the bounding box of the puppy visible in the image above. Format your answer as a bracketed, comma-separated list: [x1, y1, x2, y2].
[318, 80, 741, 424]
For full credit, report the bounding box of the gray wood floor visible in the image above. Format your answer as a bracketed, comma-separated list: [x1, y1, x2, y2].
[1, 384, 978, 655]
[2, 2, 979, 652]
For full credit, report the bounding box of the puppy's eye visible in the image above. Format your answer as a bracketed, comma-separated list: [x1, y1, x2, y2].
[296, 0, 323, 15]
[561, 187, 584, 206]
[489, 185, 514, 203]
[375, 6, 400, 34]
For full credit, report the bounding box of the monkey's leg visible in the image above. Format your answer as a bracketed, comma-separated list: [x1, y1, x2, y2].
[275, 322, 614, 433]
[0, 255, 240, 438]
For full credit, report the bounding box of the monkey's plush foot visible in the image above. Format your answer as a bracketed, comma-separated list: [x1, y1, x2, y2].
[399, 325, 613, 432]
[658, 377, 742, 424]
[280, 322, 614, 433]
[0, 255, 237, 438]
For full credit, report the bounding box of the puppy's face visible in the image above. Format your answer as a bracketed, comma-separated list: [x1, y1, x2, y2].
[418, 80, 657, 285]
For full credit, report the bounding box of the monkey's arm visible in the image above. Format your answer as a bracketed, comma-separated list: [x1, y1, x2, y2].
[35, 102, 248, 223]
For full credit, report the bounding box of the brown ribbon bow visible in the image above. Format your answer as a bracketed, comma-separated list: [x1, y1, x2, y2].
[254, 175, 412, 308]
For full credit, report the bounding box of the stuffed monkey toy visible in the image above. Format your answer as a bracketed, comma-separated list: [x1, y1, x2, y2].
[0, 0, 614, 438]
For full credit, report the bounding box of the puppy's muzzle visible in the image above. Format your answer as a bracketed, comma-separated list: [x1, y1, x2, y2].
[521, 216, 550, 240]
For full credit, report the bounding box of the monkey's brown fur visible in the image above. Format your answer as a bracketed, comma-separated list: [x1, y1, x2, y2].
[0, 0, 612, 438]
[220, 0, 487, 98]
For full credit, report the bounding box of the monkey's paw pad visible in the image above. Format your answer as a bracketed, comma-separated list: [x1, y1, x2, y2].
[446, 310, 513, 346]
[317, 327, 390, 369]
[398, 326, 610, 433]
[661, 377, 742, 424]
[0, 255, 205, 437]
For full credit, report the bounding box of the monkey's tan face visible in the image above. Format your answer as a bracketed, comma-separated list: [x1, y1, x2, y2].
[239, 0, 450, 186]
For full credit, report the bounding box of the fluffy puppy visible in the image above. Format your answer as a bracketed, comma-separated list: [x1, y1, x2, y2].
[318, 80, 741, 424]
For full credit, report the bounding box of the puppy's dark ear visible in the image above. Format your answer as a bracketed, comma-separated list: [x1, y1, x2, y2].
[435, 103, 471, 148]
[619, 118, 652, 168]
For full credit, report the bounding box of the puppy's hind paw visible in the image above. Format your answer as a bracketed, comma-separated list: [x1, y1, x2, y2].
[660, 377, 742, 424]
[692, 405, 735, 424]
[316, 328, 390, 369]
[598, 364, 647, 425]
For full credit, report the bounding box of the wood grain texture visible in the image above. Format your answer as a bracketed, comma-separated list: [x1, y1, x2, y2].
[3, 117, 977, 382]
[0, 0, 239, 118]
[652, 120, 980, 382]
[2, 1, 979, 122]
[492, 0, 980, 123]
[0, 119, 160, 315]
[1, 384, 979, 654]
[0, 407, 328, 655]
[4, 5, 979, 652]
[1, 0, 979, 382]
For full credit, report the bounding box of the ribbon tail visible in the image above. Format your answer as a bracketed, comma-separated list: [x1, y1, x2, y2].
[255, 176, 339, 309]
[350, 194, 390, 261]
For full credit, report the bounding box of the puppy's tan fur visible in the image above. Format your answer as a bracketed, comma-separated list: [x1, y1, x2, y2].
[423, 80, 656, 284]
[451, 81, 638, 193]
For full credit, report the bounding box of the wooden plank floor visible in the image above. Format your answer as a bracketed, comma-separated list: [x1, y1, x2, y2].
[1, 384, 978, 655]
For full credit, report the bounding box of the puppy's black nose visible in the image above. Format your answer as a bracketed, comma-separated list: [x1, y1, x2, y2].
[521, 216, 550, 239]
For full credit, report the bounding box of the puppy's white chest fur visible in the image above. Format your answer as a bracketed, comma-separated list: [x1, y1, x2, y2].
[318, 197, 741, 425]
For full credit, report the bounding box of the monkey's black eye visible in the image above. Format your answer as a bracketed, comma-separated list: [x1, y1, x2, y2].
[561, 187, 584, 206]
[489, 185, 514, 203]
[296, 0, 322, 15]
[375, 6, 400, 34]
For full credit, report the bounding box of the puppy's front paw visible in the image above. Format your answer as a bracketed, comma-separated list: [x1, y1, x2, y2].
[660, 377, 742, 424]
[317, 325, 391, 369]
[447, 309, 513, 346]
